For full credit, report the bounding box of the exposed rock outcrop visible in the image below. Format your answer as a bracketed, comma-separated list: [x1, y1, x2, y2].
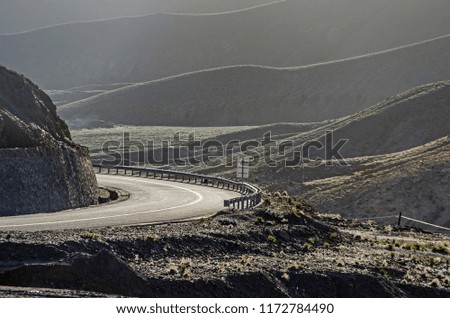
[0, 66, 98, 215]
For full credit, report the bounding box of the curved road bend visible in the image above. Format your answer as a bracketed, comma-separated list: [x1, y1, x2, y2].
[0, 174, 238, 232]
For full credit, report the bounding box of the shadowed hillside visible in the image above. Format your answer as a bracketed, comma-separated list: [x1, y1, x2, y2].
[58, 35, 450, 127]
[1, 0, 450, 89]
[0, 66, 98, 215]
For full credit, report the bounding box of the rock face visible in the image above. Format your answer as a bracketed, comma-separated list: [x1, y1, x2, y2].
[0, 66, 98, 215]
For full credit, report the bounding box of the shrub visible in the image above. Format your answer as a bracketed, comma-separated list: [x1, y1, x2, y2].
[263, 198, 272, 207]
[267, 235, 277, 243]
[288, 262, 300, 271]
[386, 244, 394, 251]
[80, 231, 100, 240]
[255, 216, 264, 224]
[431, 245, 449, 255]
[430, 278, 442, 288]
[379, 268, 390, 278]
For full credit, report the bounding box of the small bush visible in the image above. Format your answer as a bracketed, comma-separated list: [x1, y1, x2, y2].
[430, 278, 442, 288]
[80, 231, 100, 240]
[431, 245, 449, 255]
[255, 216, 264, 224]
[267, 235, 277, 243]
[148, 233, 158, 242]
[403, 242, 426, 251]
[379, 268, 390, 278]
[168, 266, 178, 275]
[323, 242, 331, 249]
[241, 256, 253, 266]
[336, 259, 345, 267]
[288, 262, 300, 271]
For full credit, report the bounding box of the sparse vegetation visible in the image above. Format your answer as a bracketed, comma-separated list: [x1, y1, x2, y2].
[80, 231, 101, 241]
[431, 245, 449, 255]
[288, 262, 300, 271]
[147, 233, 158, 242]
[255, 216, 264, 224]
[431, 278, 442, 288]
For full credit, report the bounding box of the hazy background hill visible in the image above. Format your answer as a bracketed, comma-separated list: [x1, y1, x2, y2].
[58, 35, 450, 127]
[272, 81, 450, 159]
[0, 0, 275, 33]
[1, 0, 450, 89]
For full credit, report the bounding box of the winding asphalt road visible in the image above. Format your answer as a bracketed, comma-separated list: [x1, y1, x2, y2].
[0, 174, 238, 232]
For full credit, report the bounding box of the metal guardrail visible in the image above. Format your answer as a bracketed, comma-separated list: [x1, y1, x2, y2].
[93, 165, 262, 209]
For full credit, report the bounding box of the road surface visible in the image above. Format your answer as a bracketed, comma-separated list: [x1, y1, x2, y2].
[0, 174, 238, 231]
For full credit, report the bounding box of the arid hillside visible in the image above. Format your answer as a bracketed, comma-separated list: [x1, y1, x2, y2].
[58, 36, 450, 127]
[1, 0, 450, 89]
[271, 81, 450, 159]
[296, 136, 450, 228]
